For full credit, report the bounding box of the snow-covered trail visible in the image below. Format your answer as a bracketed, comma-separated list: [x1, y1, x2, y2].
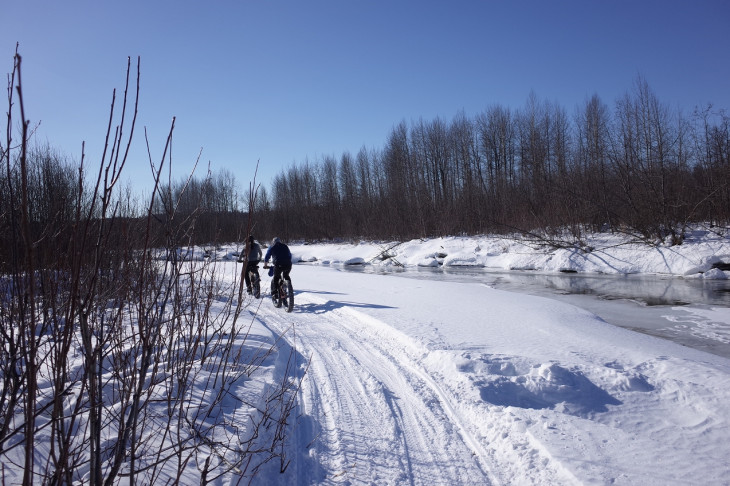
[252, 266, 586, 485]
[247, 264, 730, 485]
[260, 288, 495, 485]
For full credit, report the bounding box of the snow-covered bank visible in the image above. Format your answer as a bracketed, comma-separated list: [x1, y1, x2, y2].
[287, 228, 730, 278]
[253, 265, 730, 485]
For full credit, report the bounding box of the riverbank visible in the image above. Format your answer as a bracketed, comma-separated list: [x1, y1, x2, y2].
[287, 226, 730, 278]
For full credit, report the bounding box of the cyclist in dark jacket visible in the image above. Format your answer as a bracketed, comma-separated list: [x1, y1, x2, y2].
[264, 237, 292, 293]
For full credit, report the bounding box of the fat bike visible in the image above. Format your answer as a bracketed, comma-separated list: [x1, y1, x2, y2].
[238, 257, 261, 299]
[265, 264, 294, 313]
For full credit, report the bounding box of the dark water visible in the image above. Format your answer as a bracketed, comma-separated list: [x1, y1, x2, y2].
[340, 264, 730, 359]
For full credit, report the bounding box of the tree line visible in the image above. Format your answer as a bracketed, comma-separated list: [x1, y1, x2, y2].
[0, 145, 255, 273]
[7, 78, 728, 252]
[4, 77, 728, 255]
[268, 78, 730, 246]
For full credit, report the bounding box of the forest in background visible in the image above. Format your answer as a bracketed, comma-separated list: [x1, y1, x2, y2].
[3, 76, 730, 269]
[267, 78, 730, 246]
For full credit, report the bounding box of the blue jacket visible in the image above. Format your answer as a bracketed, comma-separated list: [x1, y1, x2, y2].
[265, 242, 292, 265]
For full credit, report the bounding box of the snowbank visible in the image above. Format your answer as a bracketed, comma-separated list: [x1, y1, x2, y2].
[287, 228, 730, 278]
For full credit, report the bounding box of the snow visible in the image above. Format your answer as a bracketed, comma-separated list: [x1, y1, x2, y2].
[290, 229, 730, 277]
[247, 230, 730, 485]
[251, 264, 730, 485]
[664, 306, 730, 345]
[6, 230, 730, 484]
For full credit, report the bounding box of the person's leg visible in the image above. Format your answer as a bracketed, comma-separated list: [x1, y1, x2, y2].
[273, 264, 283, 289]
[244, 263, 253, 290]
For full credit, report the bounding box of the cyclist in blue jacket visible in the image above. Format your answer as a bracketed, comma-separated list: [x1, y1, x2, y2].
[264, 237, 292, 294]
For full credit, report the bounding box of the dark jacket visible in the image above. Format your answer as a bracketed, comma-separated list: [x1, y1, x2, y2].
[265, 242, 292, 265]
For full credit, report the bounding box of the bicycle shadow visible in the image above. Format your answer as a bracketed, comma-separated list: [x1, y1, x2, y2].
[293, 289, 396, 314]
[296, 289, 348, 297]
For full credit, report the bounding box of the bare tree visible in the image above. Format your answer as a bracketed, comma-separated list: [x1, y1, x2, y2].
[1, 51, 301, 485]
[575, 94, 615, 230]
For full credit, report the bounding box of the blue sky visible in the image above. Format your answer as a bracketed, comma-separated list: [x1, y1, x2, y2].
[3, 1, 729, 196]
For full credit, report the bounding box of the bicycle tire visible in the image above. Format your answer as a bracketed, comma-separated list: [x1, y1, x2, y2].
[278, 280, 287, 309]
[272, 281, 282, 307]
[285, 279, 294, 312]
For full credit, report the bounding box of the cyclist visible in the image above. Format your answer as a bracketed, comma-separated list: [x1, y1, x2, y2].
[264, 237, 292, 294]
[244, 235, 262, 295]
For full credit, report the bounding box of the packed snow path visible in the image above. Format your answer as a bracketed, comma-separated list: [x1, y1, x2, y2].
[260, 290, 496, 484]
[248, 265, 730, 485]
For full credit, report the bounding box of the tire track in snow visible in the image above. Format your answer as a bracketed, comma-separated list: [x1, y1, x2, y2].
[259, 293, 496, 485]
[327, 305, 501, 485]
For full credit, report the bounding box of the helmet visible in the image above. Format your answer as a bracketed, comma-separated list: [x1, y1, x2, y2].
[272, 237, 280, 245]
[248, 235, 255, 243]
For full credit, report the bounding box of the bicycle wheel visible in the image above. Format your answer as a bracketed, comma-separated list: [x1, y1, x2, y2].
[272, 281, 282, 308]
[284, 279, 294, 313]
[278, 281, 288, 309]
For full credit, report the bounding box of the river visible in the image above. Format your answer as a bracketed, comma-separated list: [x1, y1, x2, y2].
[340, 265, 730, 359]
